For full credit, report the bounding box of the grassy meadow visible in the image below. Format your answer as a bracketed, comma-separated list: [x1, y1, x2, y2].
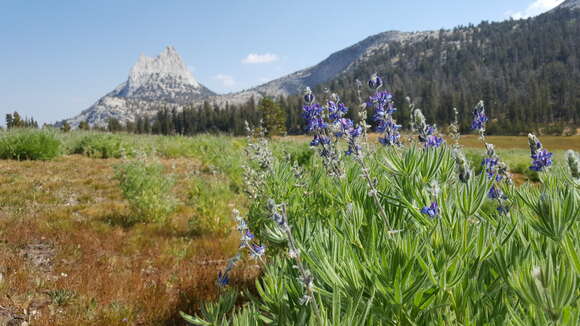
[0, 129, 579, 325]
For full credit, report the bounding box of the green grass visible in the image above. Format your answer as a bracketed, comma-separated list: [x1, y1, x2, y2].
[0, 128, 61, 160]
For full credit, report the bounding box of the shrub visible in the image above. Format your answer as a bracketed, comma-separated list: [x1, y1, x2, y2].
[114, 158, 177, 223]
[0, 129, 61, 160]
[73, 134, 132, 158]
[188, 176, 235, 235]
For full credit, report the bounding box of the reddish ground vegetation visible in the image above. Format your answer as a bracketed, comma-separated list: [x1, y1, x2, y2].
[0, 155, 254, 325]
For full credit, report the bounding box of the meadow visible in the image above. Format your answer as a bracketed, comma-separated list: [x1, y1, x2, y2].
[0, 124, 578, 325]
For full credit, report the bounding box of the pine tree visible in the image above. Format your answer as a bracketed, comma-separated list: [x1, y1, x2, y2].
[61, 122, 71, 133]
[259, 97, 287, 137]
[79, 121, 90, 130]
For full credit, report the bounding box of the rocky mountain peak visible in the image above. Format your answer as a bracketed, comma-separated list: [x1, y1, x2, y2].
[62, 46, 215, 127]
[125, 46, 200, 97]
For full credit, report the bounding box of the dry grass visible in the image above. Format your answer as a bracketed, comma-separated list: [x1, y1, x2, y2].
[0, 155, 255, 325]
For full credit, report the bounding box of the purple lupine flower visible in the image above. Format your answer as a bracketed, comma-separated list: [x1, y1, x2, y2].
[368, 78, 402, 147]
[425, 135, 444, 148]
[303, 104, 326, 132]
[530, 149, 553, 172]
[335, 118, 362, 156]
[412, 109, 444, 148]
[471, 103, 488, 131]
[482, 157, 499, 179]
[378, 133, 401, 146]
[310, 134, 331, 147]
[369, 91, 395, 112]
[368, 73, 383, 90]
[240, 230, 254, 242]
[335, 118, 354, 137]
[488, 185, 504, 199]
[497, 205, 510, 214]
[421, 201, 439, 218]
[250, 244, 266, 259]
[217, 271, 229, 287]
[328, 101, 348, 121]
[528, 133, 552, 172]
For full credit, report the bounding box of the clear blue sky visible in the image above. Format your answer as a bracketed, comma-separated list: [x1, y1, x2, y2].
[0, 0, 563, 125]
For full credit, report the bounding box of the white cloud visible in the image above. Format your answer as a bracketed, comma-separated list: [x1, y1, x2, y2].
[214, 74, 236, 87]
[241, 53, 279, 64]
[509, 0, 564, 19]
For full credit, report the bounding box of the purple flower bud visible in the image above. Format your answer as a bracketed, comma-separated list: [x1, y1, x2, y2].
[421, 201, 439, 218]
[303, 87, 315, 104]
[217, 271, 229, 287]
[368, 73, 383, 90]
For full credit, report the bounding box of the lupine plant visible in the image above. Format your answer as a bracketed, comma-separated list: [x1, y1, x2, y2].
[471, 101, 512, 214]
[184, 75, 579, 325]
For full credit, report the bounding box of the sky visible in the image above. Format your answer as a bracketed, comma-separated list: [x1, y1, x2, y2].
[0, 0, 565, 125]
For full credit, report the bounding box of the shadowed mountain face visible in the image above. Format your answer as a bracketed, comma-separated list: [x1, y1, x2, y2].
[63, 46, 214, 127]
[249, 31, 410, 96]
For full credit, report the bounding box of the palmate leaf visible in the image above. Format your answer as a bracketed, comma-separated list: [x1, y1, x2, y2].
[519, 184, 579, 241]
[181, 289, 238, 326]
[509, 254, 577, 323]
[455, 172, 491, 219]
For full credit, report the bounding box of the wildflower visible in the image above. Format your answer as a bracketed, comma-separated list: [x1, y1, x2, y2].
[425, 135, 444, 148]
[367, 76, 402, 147]
[217, 271, 229, 287]
[216, 253, 241, 288]
[250, 244, 266, 260]
[528, 133, 553, 172]
[303, 87, 315, 104]
[268, 199, 322, 321]
[268, 199, 288, 230]
[303, 104, 326, 133]
[327, 100, 348, 122]
[482, 157, 499, 179]
[530, 149, 553, 172]
[488, 185, 505, 199]
[368, 73, 383, 90]
[453, 148, 472, 183]
[421, 201, 439, 218]
[412, 109, 444, 148]
[309, 134, 331, 147]
[566, 150, 580, 179]
[448, 107, 461, 147]
[368, 91, 394, 112]
[471, 101, 488, 131]
[240, 230, 254, 242]
[497, 205, 510, 214]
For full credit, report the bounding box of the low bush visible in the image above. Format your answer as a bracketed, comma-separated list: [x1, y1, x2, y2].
[73, 133, 132, 158]
[188, 175, 236, 235]
[114, 158, 177, 223]
[0, 128, 61, 160]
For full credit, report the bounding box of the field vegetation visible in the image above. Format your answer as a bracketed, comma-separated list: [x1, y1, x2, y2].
[0, 107, 578, 325]
[181, 82, 579, 325]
